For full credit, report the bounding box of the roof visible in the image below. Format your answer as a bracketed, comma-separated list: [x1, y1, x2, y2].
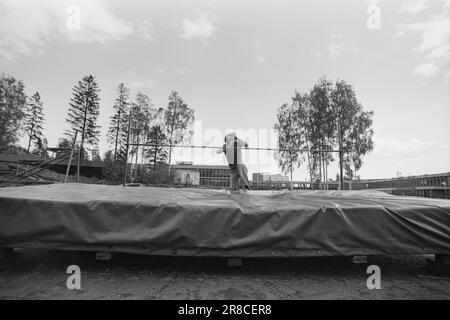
[0, 153, 44, 163]
[358, 172, 450, 183]
[171, 164, 230, 170]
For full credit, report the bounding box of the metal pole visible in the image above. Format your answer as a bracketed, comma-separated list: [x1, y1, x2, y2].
[126, 143, 341, 153]
[289, 151, 293, 190]
[123, 110, 132, 186]
[64, 130, 78, 184]
[76, 142, 81, 183]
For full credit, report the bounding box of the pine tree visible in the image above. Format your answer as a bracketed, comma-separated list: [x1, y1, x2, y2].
[107, 83, 130, 162]
[146, 124, 168, 168]
[65, 75, 101, 156]
[24, 92, 45, 152]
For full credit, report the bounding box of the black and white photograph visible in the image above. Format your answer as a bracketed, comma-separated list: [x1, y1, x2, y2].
[0, 0, 449, 305]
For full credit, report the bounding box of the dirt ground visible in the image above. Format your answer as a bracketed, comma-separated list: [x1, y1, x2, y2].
[0, 249, 449, 300]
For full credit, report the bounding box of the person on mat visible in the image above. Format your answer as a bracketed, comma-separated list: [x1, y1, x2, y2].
[216, 132, 250, 191]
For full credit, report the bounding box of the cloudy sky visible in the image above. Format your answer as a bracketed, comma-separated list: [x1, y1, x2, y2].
[1, 0, 449, 179]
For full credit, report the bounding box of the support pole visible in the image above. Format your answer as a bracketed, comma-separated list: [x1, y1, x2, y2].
[76, 142, 81, 183]
[64, 130, 78, 184]
[123, 110, 132, 186]
[289, 151, 293, 191]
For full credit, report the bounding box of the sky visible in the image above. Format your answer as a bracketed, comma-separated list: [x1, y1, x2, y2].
[0, 0, 449, 180]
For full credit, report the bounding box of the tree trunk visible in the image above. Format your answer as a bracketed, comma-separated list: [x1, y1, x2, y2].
[134, 131, 140, 182]
[318, 153, 322, 190]
[305, 135, 313, 185]
[113, 110, 120, 162]
[27, 135, 32, 152]
[153, 133, 158, 169]
[27, 123, 35, 152]
[168, 130, 173, 181]
[77, 96, 88, 183]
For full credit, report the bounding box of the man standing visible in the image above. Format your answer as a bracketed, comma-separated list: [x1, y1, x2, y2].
[217, 132, 250, 191]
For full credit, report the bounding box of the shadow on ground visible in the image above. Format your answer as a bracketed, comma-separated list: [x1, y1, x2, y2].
[0, 249, 449, 299]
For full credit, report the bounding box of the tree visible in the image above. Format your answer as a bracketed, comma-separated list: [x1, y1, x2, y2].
[107, 83, 130, 162]
[291, 91, 314, 182]
[274, 77, 375, 188]
[65, 75, 101, 180]
[57, 137, 71, 151]
[146, 124, 168, 168]
[102, 149, 124, 184]
[129, 92, 154, 168]
[65, 75, 101, 154]
[24, 92, 45, 152]
[57, 137, 86, 158]
[31, 137, 48, 157]
[331, 80, 374, 179]
[164, 91, 195, 175]
[274, 103, 302, 181]
[0, 74, 27, 151]
[91, 146, 102, 162]
[308, 77, 336, 187]
[344, 109, 374, 179]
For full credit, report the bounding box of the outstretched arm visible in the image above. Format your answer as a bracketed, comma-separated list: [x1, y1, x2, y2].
[237, 138, 248, 148]
[216, 144, 225, 154]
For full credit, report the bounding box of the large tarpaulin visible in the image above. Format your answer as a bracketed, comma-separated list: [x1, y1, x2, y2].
[0, 183, 449, 257]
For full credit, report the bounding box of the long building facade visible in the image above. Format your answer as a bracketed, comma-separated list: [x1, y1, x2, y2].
[170, 163, 450, 199]
[350, 172, 450, 199]
[171, 164, 231, 188]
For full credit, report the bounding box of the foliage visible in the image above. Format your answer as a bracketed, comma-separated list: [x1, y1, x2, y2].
[164, 91, 195, 168]
[102, 149, 125, 184]
[274, 77, 374, 183]
[331, 80, 374, 179]
[129, 92, 154, 167]
[24, 92, 45, 152]
[0, 74, 27, 151]
[274, 102, 303, 179]
[107, 83, 130, 162]
[65, 74, 101, 152]
[146, 124, 168, 168]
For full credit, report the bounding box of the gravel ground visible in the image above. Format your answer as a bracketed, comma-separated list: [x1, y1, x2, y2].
[0, 249, 449, 300]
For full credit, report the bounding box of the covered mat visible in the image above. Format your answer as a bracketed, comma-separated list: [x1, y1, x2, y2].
[0, 183, 449, 257]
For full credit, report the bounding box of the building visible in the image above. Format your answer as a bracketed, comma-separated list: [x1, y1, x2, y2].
[347, 172, 450, 199]
[252, 173, 263, 181]
[271, 174, 282, 182]
[252, 172, 289, 182]
[173, 169, 200, 186]
[171, 163, 231, 188]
